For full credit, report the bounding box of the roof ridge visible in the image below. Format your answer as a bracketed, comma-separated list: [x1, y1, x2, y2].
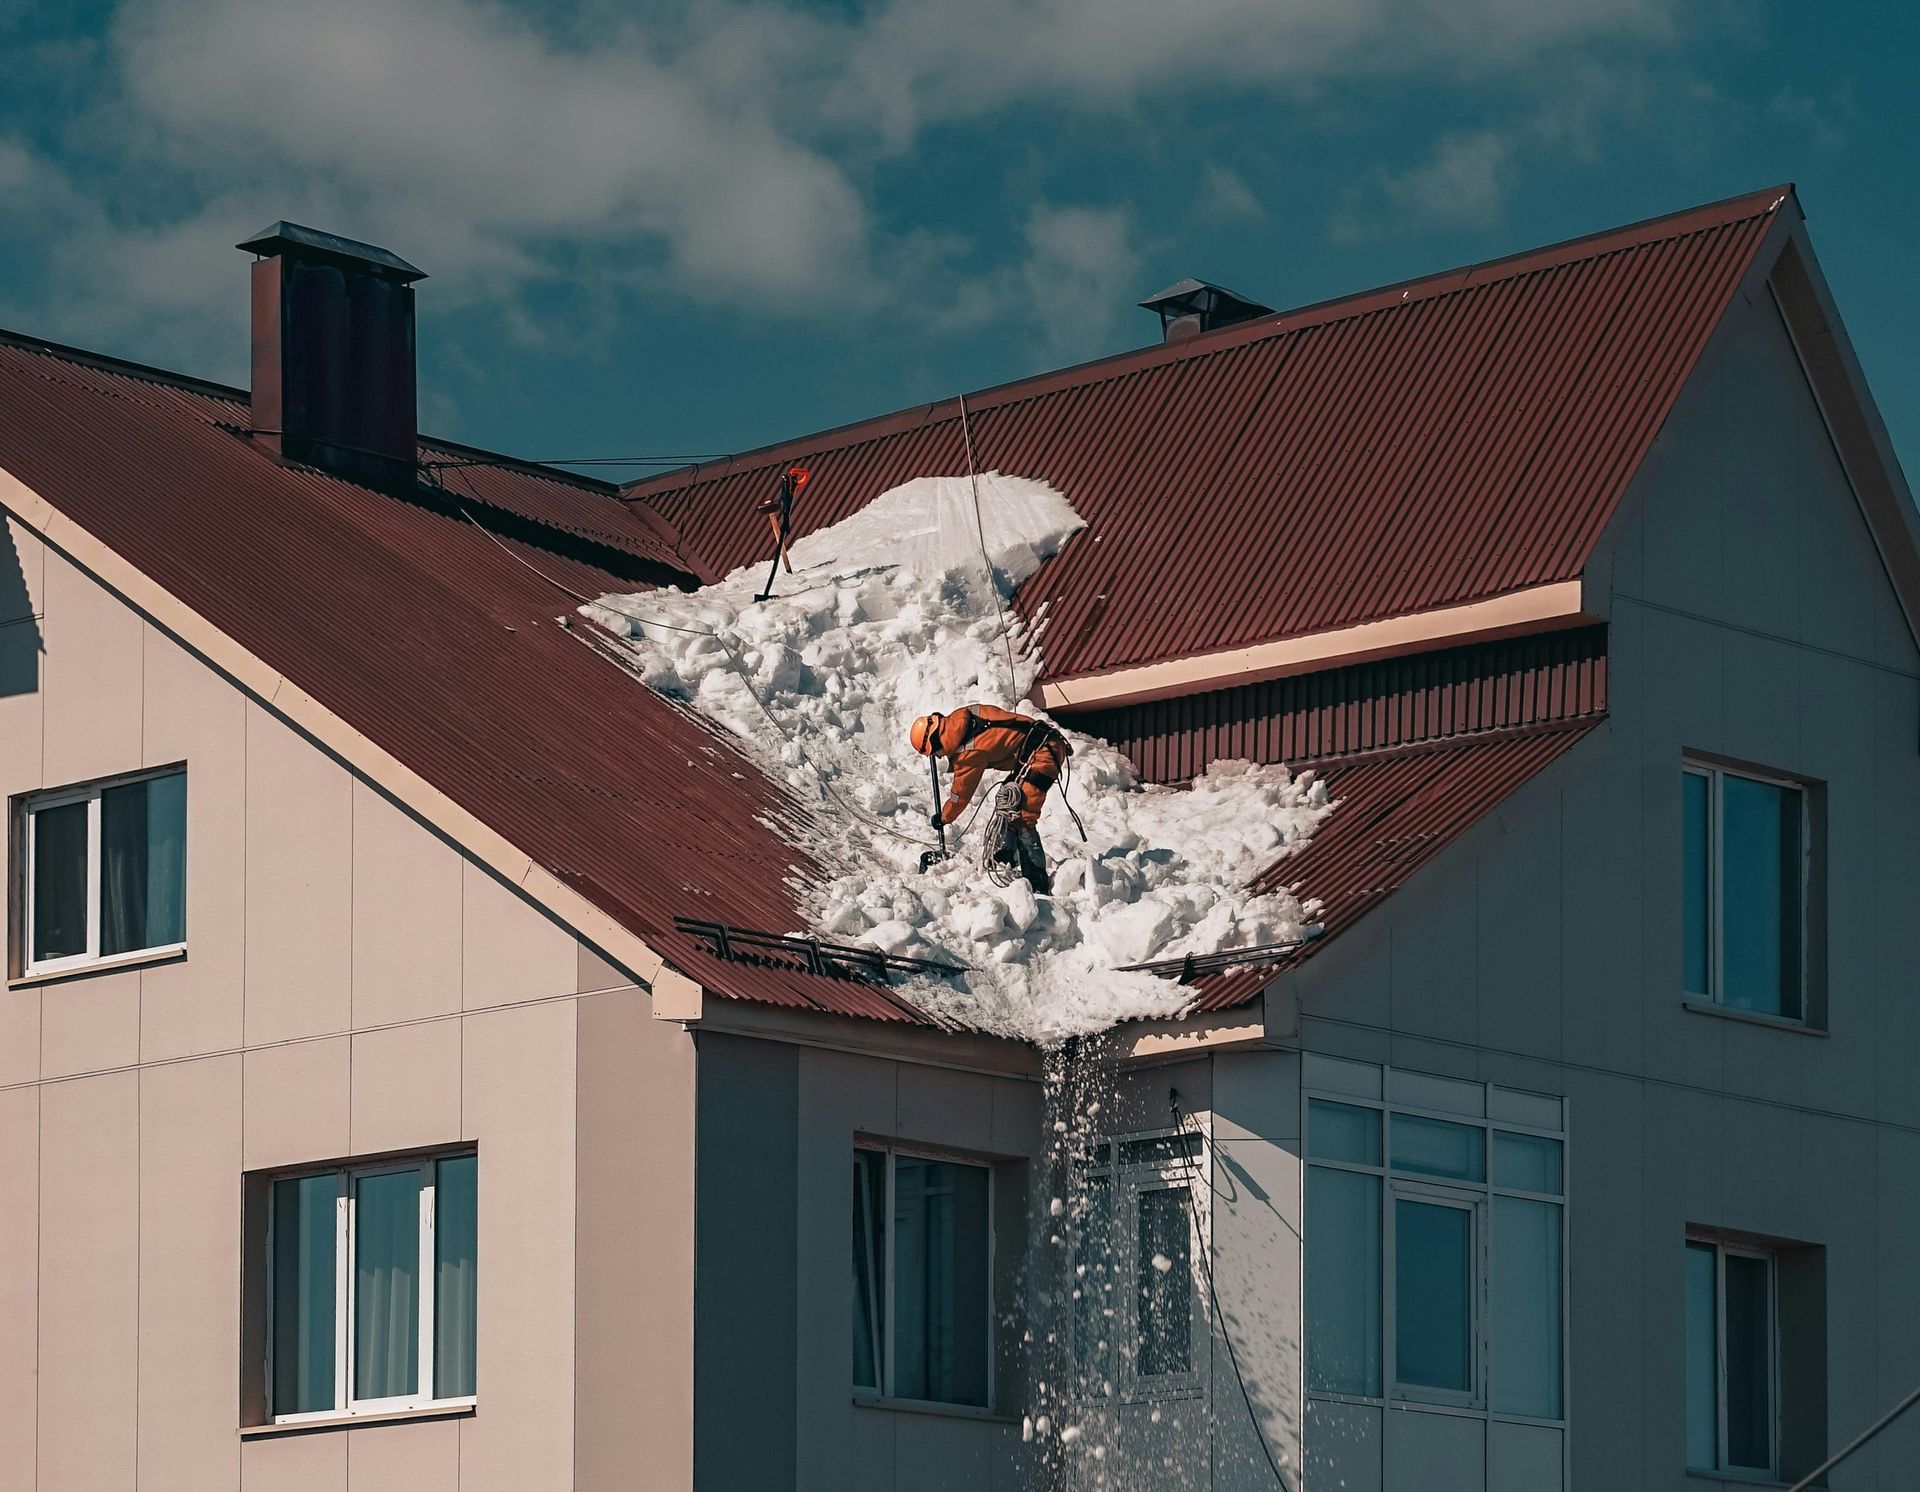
[621, 184, 1794, 498]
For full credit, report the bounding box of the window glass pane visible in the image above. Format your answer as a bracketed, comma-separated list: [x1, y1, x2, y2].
[1306, 1165, 1381, 1395]
[1073, 1175, 1113, 1387]
[1725, 1253, 1774, 1471]
[851, 1150, 886, 1392]
[1684, 771, 1711, 996]
[1391, 1115, 1485, 1182]
[1492, 1198, 1562, 1417]
[354, 1169, 420, 1402]
[1137, 1185, 1192, 1376]
[30, 799, 88, 962]
[434, 1156, 477, 1400]
[272, 1174, 338, 1415]
[1493, 1133, 1563, 1195]
[1309, 1100, 1382, 1166]
[891, 1157, 990, 1406]
[1395, 1199, 1472, 1393]
[101, 773, 187, 955]
[1685, 1241, 1719, 1470]
[1722, 775, 1802, 1019]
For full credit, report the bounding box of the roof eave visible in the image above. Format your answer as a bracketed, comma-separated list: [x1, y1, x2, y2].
[1039, 579, 1594, 712]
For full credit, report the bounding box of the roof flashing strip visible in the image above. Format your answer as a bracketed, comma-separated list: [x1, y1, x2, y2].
[0, 463, 701, 1022]
[1038, 580, 1593, 712]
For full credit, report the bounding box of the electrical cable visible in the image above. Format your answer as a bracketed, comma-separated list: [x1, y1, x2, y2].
[1786, 1378, 1920, 1492]
[434, 465, 940, 854]
[1168, 1090, 1296, 1492]
[957, 392, 1021, 702]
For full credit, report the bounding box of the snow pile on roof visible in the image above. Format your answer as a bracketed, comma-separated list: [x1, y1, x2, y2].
[585, 472, 1330, 1043]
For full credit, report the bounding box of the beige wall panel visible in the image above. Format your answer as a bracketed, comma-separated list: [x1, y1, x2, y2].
[38, 968, 141, 1078]
[459, 998, 577, 1491]
[350, 1018, 461, 1157]
[347, 1417, 459, 1492]
[575, 991, 695, 1492]
[142, 625, 247, 1061]
[245, 704, 352, 1045]
[239, 1428, 346, 1492]
[0, 1085, 38, 1491]
[350, 783, 461, 1027]
[38, 1069, 139, 1492]
[139, 1054, 242, 1492]
[244, 1036, 350, 1170]
[39, 546, 142, 787]
[460, 861, 576, 1011]
[0, 983, 39, 1086]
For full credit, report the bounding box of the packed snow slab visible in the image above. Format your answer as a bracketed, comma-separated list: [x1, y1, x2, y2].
[585, 472, 1331, 1043]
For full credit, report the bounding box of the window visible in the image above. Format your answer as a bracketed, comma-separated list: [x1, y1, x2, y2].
[1069, 1132, 1203, 1399]
[1683, 760, 1808, 1020]
[1306, 1096, 1564, 1421]
[851, 1146, 992, 1408]
[18, 766, 186, 975]
[267, 1152, 476, 1421]
[1686, 1239, 1777, 1476]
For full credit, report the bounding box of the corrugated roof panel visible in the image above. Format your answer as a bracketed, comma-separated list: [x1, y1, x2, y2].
[628, 189, 1783, 687]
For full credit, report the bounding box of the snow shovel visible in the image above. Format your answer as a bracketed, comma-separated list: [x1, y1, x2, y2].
[918, 754, 950, 872]
[753, 464, 809, 603]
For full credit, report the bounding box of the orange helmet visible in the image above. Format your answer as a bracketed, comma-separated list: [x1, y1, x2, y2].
[910, 713, 944, 756]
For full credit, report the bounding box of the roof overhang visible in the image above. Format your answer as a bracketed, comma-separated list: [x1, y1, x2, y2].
[0, 463, 703, 1018]
[1037, 579, 1596, 712]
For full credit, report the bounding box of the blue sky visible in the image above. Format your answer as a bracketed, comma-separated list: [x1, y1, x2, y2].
[2, 0, 1914, 484]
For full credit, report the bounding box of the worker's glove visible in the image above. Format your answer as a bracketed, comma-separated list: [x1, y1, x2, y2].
[930, 812, 946, 831]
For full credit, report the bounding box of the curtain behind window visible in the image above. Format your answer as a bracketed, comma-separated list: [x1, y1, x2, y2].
[101, 772, 186, 955]
[355, 1170, 420, 1401]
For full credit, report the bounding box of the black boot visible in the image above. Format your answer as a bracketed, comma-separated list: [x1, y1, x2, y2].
[1014, 825, 1052, 895]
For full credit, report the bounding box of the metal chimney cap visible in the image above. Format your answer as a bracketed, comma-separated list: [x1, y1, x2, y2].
[1137, 276, 1271, 320]
[237, 221, 427, 282]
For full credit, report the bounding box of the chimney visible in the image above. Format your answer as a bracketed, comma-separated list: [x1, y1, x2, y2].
[238, 222, 427, 487]
[1138, 277, 1273, 345]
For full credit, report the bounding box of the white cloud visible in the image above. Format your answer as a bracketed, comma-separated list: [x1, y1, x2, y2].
[1332, 128, 1517, 242]
[7, 0, 1690, 365]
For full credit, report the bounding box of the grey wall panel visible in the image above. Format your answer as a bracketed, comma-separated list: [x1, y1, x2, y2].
[1211, 1137, 1304, 1482]
[1213, 1050, 1301, 1143]
[1384, 1409, 1484, 1492]
[1488, 1421, 1561, 1492]
[1305, 1399, 1383, 1492]
[694, 1033, 800, 1492]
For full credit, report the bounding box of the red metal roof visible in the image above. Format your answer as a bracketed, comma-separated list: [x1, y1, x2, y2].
[1188, 721, 1601, 1013]
[628, 187, 1788, 686]
[0, 331, 928, 1023]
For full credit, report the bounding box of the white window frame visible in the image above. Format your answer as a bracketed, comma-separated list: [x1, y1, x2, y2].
[18, 765, 187, 977]
[1682, 758, 1810, 1020]
[1303, 1092, 1568, 1426]
[851, 1143, 996, 1412]
[1686, 1234, 1781, 1480]
[1071, 1128, 1207, 1403]
[266, 1152, 476, 1424]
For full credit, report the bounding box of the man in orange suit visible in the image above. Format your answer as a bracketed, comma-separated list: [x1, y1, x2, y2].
[910, 704, 1069, 893]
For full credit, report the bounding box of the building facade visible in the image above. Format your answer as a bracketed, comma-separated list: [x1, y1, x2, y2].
[3, 187, 1917, 1490]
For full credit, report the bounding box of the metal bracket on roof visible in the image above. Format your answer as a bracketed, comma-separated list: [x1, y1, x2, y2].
[1118, 924, 1324, 984]
[673, 917, 966, 985]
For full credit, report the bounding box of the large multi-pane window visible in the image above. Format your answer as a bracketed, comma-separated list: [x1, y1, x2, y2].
[268, 1152, 478, 1421]
[18, 766, 186, 975]
[1071, 1132, 1202, 1397]
[1305, 1091, 1564, 1421]
[1683, 760, 1809, 1020]
[1685, 1238, 1777, 1477]
[851, 1145, 992, 1408]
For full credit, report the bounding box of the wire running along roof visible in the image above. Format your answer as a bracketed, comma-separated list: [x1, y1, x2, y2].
[0, 188, 1790, 1031]
[626, 187, 1787, 685]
